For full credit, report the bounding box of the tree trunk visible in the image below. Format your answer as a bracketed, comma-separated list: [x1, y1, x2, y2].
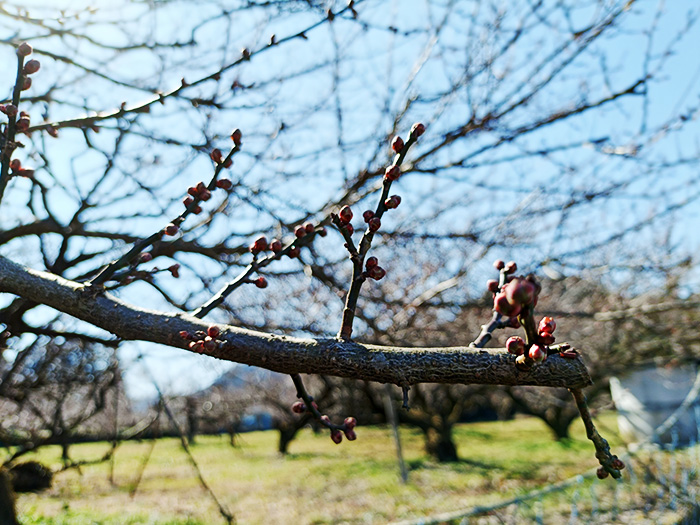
[278, 425, 299, 454]
[0, 468, 18, 525]
[425, 427, 459, 462]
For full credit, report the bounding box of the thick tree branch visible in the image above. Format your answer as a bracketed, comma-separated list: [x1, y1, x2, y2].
[0, 255, 591, 388]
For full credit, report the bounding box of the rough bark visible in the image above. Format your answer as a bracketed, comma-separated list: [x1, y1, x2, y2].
[0, 255, 592, 388]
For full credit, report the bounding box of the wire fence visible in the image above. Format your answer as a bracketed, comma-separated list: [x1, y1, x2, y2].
[393, 386, 700, 525]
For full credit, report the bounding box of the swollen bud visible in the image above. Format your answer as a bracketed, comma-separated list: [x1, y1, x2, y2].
[391, 136, 404, 153]
[528, 344, 546, 363]
[339, 205, 353, 223]
[384, 195, 401, 209]
[291, 401, 306, 414]
[17, 42, 32, 57]
[410, 122, 425, 138]
[231, 128, 242, 146]
[330, 430, 343, 444]
[23, 59, 40, 75]
[505, 336, 525, 356]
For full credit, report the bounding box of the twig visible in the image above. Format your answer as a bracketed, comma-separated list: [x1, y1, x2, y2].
[90, 145, 240, 286]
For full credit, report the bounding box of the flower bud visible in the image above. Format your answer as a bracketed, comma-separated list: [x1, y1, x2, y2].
[505, 336, 525, 356]
[339, 205, 353, 223]
[410, 122, 425, 138]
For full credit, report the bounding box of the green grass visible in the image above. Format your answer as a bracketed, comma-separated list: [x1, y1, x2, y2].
[13, 413, 690, 524]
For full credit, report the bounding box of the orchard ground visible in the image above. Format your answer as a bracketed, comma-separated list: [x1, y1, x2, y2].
[15, 413, 697, 524]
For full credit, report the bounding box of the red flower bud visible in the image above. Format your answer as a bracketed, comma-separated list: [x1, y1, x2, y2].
[339, 205, 353, 223]
[207, 326, 220, 338]
[2, 104, 18, 117]
[493, 259, 505, 270]
[17, 42, 32, 57]
[344, 429, 357, 441]
[344, 223, 354, 235]
[270, 239, 282, 253]
[384, 195, 401, 209]
[344, 417, 357, 430]
[365, 256, 378, 269]
[188, 186, 198, 196]
[210, 149, 223, 163]
[538, 332, 555, 345]
[504, 278, 536, 306]
[493, 292, 521, 317]
[183, 196, 194, 207]
[223, 158, 233, 169]
[362, 210, 375, 223]
[320, 414, 331, 424]
[250, 236, 268, 254]
[304, 222, 315, 234]
[611, 457, 625, 470]
[199, 189, 211, 201]
[506, 336, 525, 356]
[216, 178, 233, 189]
[384, 165, 400, 181]
[318, 227, 327, 237]
[254, 276, 268, 288]
[288, 246, 300, 258]
[295, 225, 306, 238]
[487, 279, 499, 293]
[10, 159, 21, 171]
[596, 467, 609, 479]
[179, 331, 192, 340]
[164, 223, 179, 236]
[368, 217, 381, 232]
[139, 252, 153, 263]
[528, 344, 546, 363]
[231, 128, 242, 146]
[391, 135, 404, 153]
[330, 430, 343, 444]
[21, 77, 32, 91]
[291, 401, 306, 414]
[410, 122, 425, 138]
[47, 125, 59, 138]
[16, 118, 30, 132]
[168, 264, 180, 278]
[538, 316, 556, 334]
[23, 59, 40, 75]
[368, 265, 386, 280]
[504, 261, 517, 274]
[203, 337, 216, 351]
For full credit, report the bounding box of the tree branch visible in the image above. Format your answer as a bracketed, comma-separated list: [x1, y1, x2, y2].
[0, 255, 591, 388]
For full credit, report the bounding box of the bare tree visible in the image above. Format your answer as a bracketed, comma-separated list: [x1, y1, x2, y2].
[2, 0, 698, 518]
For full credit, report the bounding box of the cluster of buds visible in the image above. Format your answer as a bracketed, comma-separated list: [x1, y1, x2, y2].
[295, 222, 316, 239]
[291, 401, 358, 444]
[490, 260, 540, 319]
[337, 205, 354, 235]
[597, 456, 625, 479]
[363, 256, 386, 281]
[17, 43, 37, 91]
[8, 158, 34, 178]
[361, 210, 381, 232]
[180, 325, 222, 353]
[184, 181, 209, 212]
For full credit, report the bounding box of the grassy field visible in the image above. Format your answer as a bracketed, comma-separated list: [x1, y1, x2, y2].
[13, 413, 693, 524]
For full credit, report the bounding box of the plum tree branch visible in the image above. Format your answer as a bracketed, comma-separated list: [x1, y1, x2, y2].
[0, 254, 592, 389]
